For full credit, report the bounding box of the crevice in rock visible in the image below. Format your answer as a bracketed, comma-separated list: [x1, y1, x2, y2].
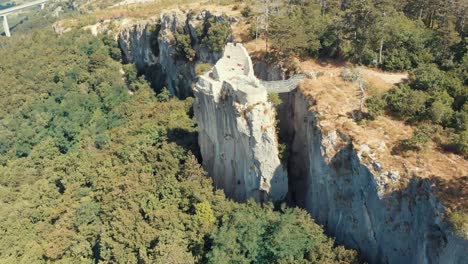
[254, 60, 468, 263]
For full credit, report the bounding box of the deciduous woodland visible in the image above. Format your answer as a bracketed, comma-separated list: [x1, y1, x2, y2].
[0, 29, 357, 263]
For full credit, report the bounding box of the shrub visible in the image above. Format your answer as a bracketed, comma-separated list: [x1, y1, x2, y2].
[340, 68, 361, 82]
[195, 201, 216, 227]
[278, 143, 289, 164]
[384, 85, 429, 122]
[448, 211, 468, 238]
[428, 99, 454, 126]
[241, 6, 253, 17]
[101, 34, 122, 61]
[95, 133, 110, 149]
[123, 64, 138, 84]
[175, 28, 196, 61]
[206, 204, 359, 263]
[381, 49, 413, 71]
[409, 63, 447, 92]
[365, 95, 386, 120]
[203, 18, 231, 54]
[450, 131, 468, 158]
[268, 93, 282, 107]
[452, 107, 468, 132]
[195, 63, 212, 76]
[156, 87, 171, 102]
[401, 124, 440, 151]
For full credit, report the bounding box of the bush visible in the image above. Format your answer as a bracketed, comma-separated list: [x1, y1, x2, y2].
[400, 124, 440, 151]
[384, 85, 429, 122]
[195, 63, 212, 76]
[340, 68, 361, 82]
[365, 95, 386, 120]
[452, 107, 468, 132]
[95, 133, 110, 149]
[278, 143, 289, 164]
[268, 93, 282, 107]
[381, 49, 413, 71]
[156, 87, 171, 102]
[123, 63, 138, 84]
[241, 6, 253, 17]
[409, 64, 454, 93]
[101, 34, 122, 61]
[450, 131, 468, 158]
[428, 99, 454, 126]
[203, 18, 231, 53]
[175, 28, 196, 61]
[448, 211, 468, 238]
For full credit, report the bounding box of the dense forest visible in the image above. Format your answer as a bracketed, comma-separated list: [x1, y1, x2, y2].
[0, 28, 358, 263]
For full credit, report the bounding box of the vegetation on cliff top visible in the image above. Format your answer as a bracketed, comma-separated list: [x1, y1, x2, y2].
[245, 0, 466, 157]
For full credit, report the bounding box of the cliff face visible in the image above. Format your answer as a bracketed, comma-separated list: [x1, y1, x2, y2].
[118, 10, 231, 98]
[193, 43, 287, 202]
[117, 15, 467, 261]
[280, 90, 467, 264]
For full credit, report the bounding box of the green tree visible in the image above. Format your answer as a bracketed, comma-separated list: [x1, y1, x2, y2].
[203, 18, 231, 53]
[207, 202, 358, 264]
[157, 87, 171, 102]
[269, 1, 329, 56]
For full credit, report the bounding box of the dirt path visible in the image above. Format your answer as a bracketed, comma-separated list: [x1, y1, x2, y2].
[359, 68, 408, 85]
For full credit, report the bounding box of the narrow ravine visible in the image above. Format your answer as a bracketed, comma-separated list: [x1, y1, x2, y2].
[116, 10, 468, 264]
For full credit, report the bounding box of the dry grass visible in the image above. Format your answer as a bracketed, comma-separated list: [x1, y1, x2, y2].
[298, 61, 467, 209]
[60, 0, 241, 31]
[232, 19, 252, 43]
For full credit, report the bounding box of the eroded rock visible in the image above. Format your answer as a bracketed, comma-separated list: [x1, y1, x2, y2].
[193, 43, 287, 202]
[118, 10, 232, 98]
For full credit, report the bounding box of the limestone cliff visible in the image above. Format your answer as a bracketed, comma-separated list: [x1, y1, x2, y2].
[117, 13, 467, 261]
[118, 10, 232, 98]
[193, 43, 287, 202]
[278, 89, 468, 264]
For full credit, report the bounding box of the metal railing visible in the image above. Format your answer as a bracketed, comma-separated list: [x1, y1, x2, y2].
[262, 74, 307, 93]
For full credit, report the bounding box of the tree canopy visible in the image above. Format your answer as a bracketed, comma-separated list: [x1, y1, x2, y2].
[0, 28, 358, 263]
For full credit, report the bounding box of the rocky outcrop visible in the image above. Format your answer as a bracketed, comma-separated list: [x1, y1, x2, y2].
[193, 43, 287, 202]
[118, 10, 232, 98]
[118, 13, 467, 261]
[280, 90, 468, 264]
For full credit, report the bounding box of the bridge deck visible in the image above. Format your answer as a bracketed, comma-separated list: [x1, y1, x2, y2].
[262, 74, 306, 94]
[0, 0, 49, 16]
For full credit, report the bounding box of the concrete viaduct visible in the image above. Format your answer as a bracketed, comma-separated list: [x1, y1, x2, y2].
[1, 0, 49, 37]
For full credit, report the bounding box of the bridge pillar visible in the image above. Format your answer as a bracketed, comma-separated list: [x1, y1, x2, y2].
[2, 15, 10, 37]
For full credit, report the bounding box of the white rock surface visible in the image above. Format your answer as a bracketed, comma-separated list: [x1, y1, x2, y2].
[193, 43, 287, 202]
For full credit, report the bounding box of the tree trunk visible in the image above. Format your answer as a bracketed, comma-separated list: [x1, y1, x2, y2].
[265, 0, 269, 53]
[379, 38, 383, 64]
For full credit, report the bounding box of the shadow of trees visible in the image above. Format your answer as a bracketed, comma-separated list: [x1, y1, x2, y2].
[166, 127, 201, 161]
[428, 175, 468, 212]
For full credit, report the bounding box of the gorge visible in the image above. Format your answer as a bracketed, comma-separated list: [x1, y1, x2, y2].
[117, 9, 468, 264]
